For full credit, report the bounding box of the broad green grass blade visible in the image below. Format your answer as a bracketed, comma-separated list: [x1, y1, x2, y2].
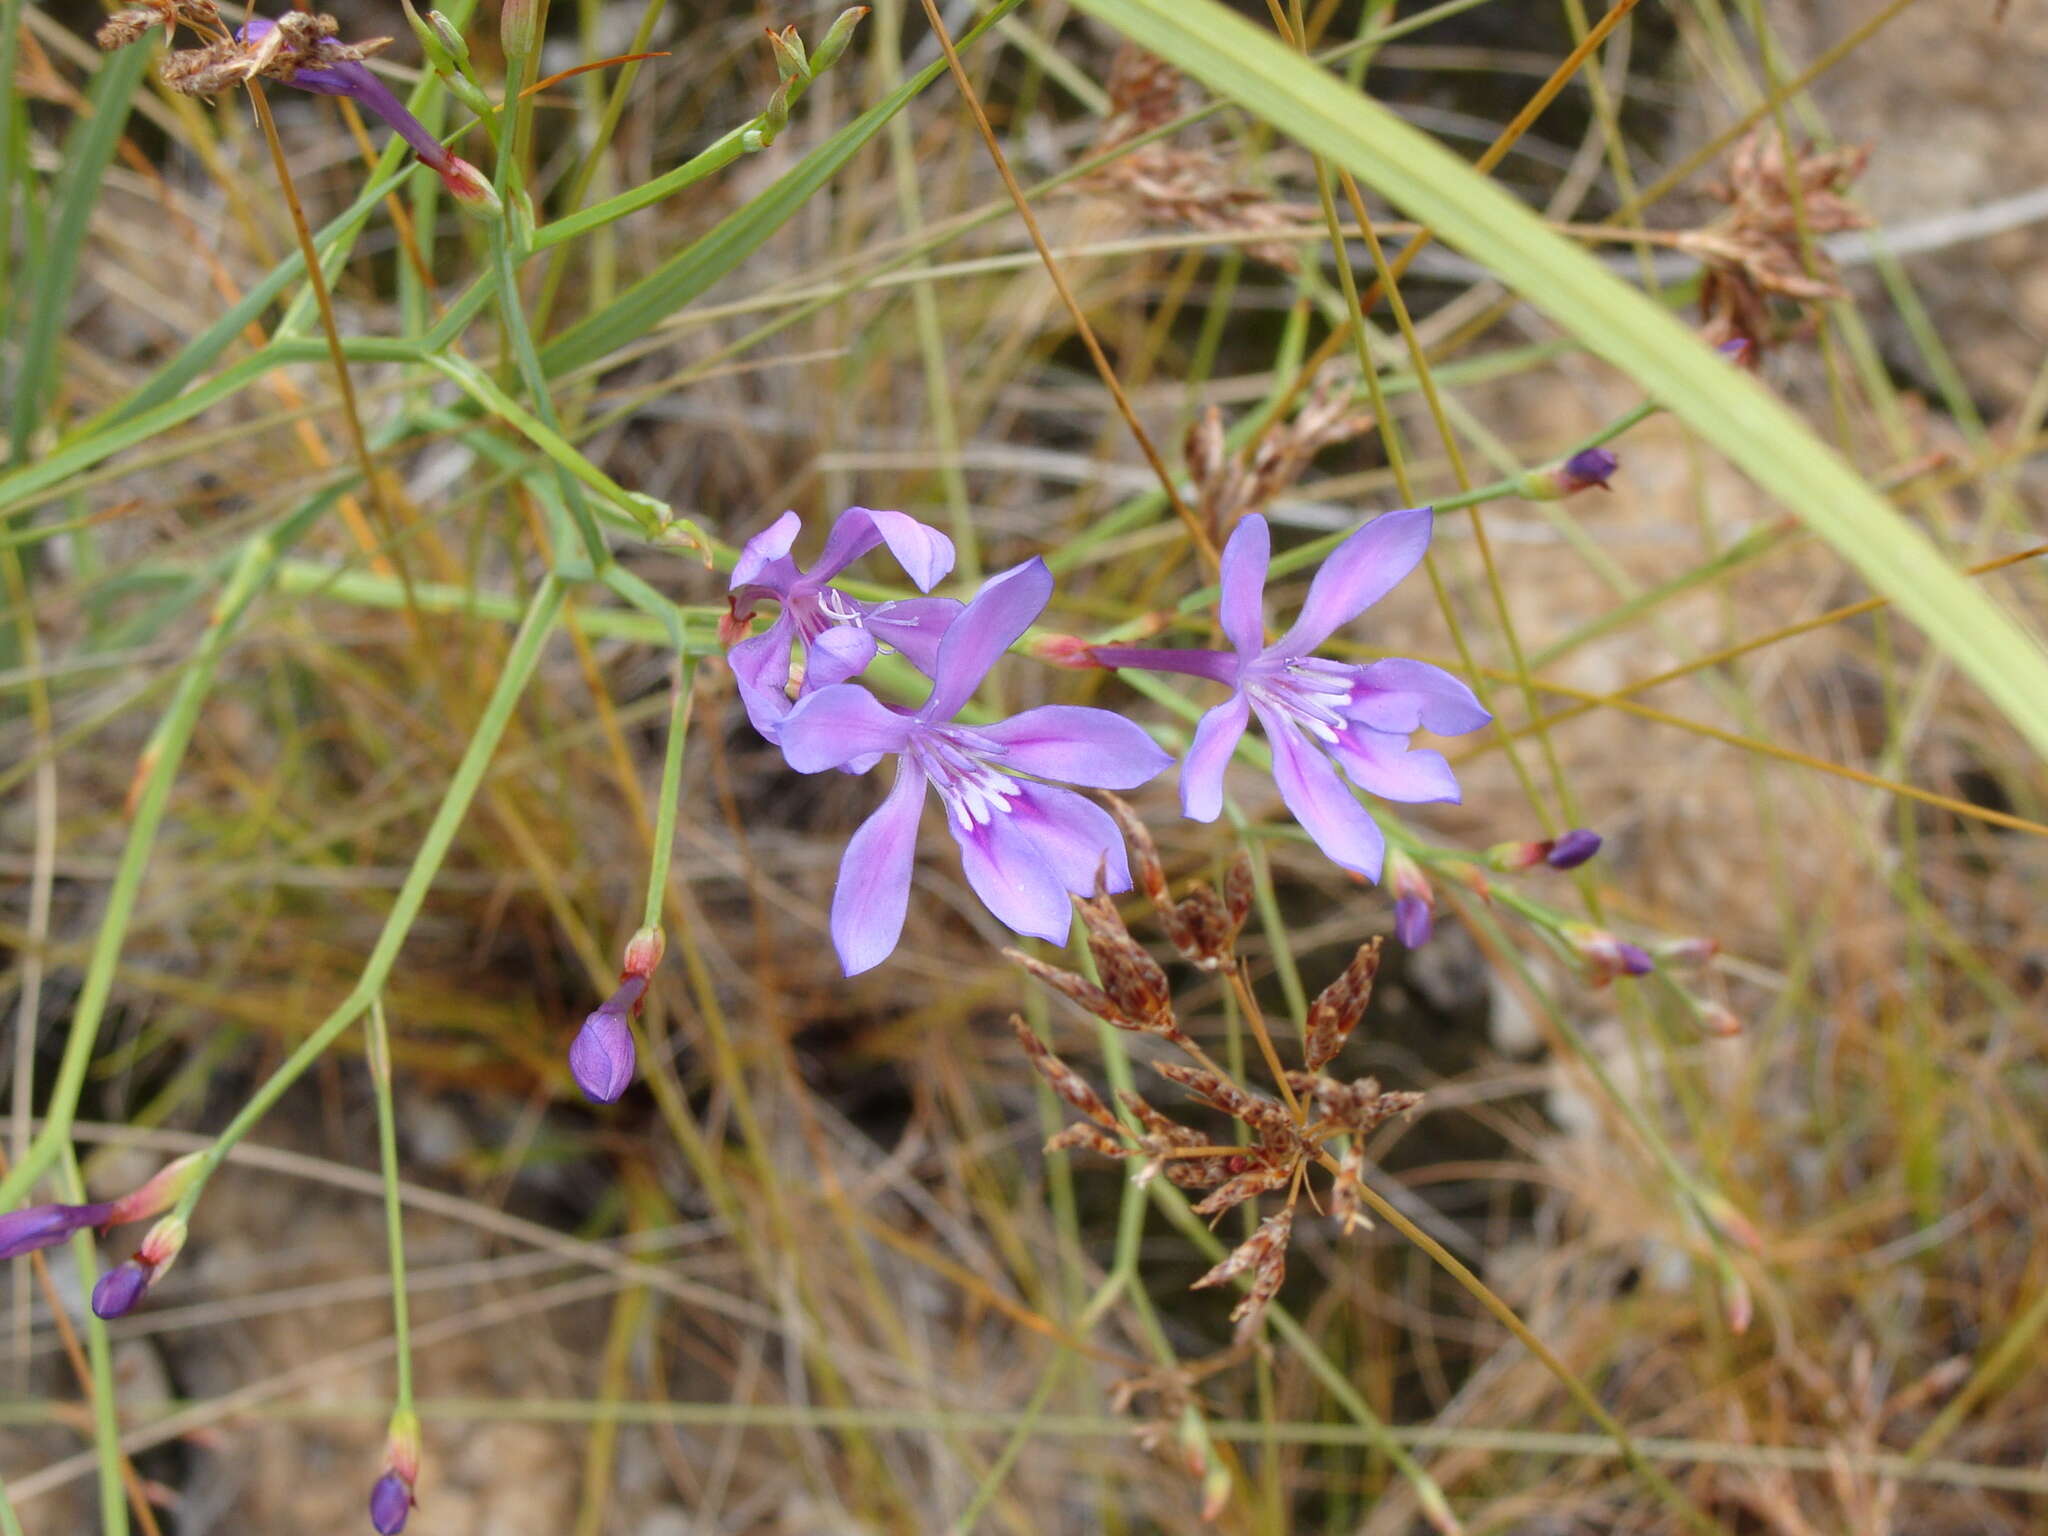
[1065, 0, 2048, 761]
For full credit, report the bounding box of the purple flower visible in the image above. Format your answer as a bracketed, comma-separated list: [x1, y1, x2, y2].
[91, 1259, 151, 1320]
[240, 18, 497, 207]
[727, 507, 962, 743]
[0, 1201, 112, 1262]
[1545, 828, 1603, 869]
[780, 559, 1174, 975]
[569, 976, 644, 1104]
[1518, 447, 1618, 499]
[369, 1473, 413, 1534]
[1093, 510, 1489, 883]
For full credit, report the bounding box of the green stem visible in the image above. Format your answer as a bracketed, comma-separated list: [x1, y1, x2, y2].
[366, 999, 415, 1414]
[642, 655, 695, 933]
[167, 577, 566, 1225]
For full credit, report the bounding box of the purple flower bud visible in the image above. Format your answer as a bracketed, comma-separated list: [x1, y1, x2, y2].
[568, 1006, 636, 1104]
[0, 1201, 113, 1261]
[91, 1259, 152, 1319]
[369, 1473, 412, 1534]
[1616, 942, 1655, 976]
[1544, 829, 1603, 869]
[1559, 447, 1618, 492]
[1394, 895, 1433, 949]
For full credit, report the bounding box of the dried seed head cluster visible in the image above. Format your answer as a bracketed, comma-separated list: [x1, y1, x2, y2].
[95, 0, 220, 51]
[1674, 130, 1872, 354]
[1075, 45, 1305, 271]
[1185, 369, 1375, 543]
[1008, 810, 1422, 1349]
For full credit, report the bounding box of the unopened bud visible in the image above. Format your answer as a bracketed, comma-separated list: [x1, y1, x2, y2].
[764, 23, 808, 83]
[1544, 828, 1602, 869]
[621, 926, 665, 980]
[1718, 337, 1755, 367]
[1697, 1001, 1741, 1037]
[400, 0, 467, 69]
[1517, 446, 1618, 500]
[369, 1473, 413, 1534]
[499, 0, 541, 62]
[1387, 850, 1433, 948]
[1563, 923, 1653, 985]
[103, 1151, 204, 1227]
[1660, 935, 1719, 967]
[91, 1259, 152, 1320]
[810, 7, 869, 73]
[137, 1215, 186, 1271]
[569, 979, 642, 1105]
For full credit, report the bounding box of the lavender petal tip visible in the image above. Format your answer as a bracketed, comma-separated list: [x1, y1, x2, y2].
[1394, 895, 1433, 949]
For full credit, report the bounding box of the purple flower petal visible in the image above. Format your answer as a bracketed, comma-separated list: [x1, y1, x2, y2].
[950, 806, 1078, 946]
[977, 706, 1172, 788]
[727, 617, 796, 739]
[1260, 710, 1386, 880]
[241, 19, 449, 168]
[1346, 658, 1491, 736]
[569, 1010, 635, 1104]
[1088, 645, 1240, 684]
[1276, 506, 1433, 655]
[990, 782, 1134, 898]
[1218, 514, 1271, 658]
[866, 597, 961, 676]
[811, 507, 955, 591]
[781, 684, 914, 773]
[1180, 692, 1250, 822]
[731, 510, 803, 591]
[1330, 725, 1462, 804]
[832, 761, 928, 975]
[922, 558, 1053, 721]
[804, 625, 878, 692]
[0, 1202, 111, 1261]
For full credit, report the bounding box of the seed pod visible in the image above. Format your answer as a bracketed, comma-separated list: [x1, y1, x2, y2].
[1151, 1060, 1271, 1125]
[1075, 893, 1175, 1032]
[1329, 1143, 1372, 1234]
[1191, 1157, 1292, 1216]
[1005, 948, 1128, 1027]
[1045, 1123, 1130, 1159]
[1230, 1213, 1293, 1342]
[1009, 1016, 1115, 1128]
[1304, 937, 1380, 1070]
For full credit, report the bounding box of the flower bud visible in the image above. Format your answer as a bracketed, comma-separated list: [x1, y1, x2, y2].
[1718, 337, 1755, 367]
[1482, 839, 1548, 873]
[91, 1259, 152, 1320]
[1387, 850, 1433, 948]
[1659, 935, 1719, 967]
[764, 23, 808, 83]
[369, 1473, 412, 1534]
[810, 8, 869, 73]
[621, 926, 665, 980]
[1697, 1001, 1741, 1038]
[1563, 923, 1653, 985]
[400, 0, 468, 70]
[1543, 829, 1600, 869]
[499, 0, 541, 63]
[103, 1151, 204, 1227]
[1516, 446, 1618, 499]
[569, 978, 644, 1103]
